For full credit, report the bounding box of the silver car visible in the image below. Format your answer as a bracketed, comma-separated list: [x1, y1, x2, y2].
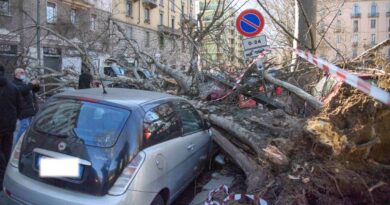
[4, 88, 212, 205]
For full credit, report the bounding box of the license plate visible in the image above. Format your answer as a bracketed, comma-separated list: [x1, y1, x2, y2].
[35, 154, 84, 179]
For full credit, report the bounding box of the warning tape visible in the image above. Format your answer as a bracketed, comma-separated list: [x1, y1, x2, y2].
[253, 47, 390, 106]
[204, 184, 267, 205]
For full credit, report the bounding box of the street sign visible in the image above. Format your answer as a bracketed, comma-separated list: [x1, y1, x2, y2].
[244, 45, 270, 59]
[236, 9, 265, 37]
[242, 35, 267, 50]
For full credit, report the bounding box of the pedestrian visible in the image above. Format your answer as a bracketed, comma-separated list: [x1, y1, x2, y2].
[78, 66, 93, 89]
[0, 66, 21, 180]
[13, 68, 40, 146]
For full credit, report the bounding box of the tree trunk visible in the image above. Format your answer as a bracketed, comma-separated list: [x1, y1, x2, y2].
[291, 0, 317, 71]
[212, 128, 268, 191]
[264, 71, 323, 109]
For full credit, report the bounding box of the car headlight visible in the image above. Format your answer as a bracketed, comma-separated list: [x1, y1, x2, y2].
[10, 133, 25, 168]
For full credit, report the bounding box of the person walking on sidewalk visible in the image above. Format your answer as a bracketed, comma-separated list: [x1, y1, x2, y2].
[13, 68, 40, 146]
[0, 66, 21, 187]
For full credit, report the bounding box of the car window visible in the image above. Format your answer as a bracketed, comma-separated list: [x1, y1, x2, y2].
[104, 67, 111, 76]
[176, 102, 203, 135]
[143, 102, 181, 148]
[34, 99, 130, 147]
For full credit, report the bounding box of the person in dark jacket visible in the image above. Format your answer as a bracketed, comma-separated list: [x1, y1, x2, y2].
[78, 67, 93, 89]
[0, 66, 21, 163]
[13, 68, 40, 146]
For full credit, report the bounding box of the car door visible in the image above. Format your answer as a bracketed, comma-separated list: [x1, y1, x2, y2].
[137, 102, 190, 197]
[175, 101, 211, 182]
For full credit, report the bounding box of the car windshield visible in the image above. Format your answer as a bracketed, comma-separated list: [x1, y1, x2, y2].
[112, 67, 125, 76]
[34, 99, 130, 147]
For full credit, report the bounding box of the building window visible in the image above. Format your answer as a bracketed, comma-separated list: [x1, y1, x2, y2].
[336, 20, 341, 31]
[127, 0, 132, 16]
[159, 35, 164, 49]
[371, 34, 376, 45]
[127, 26, 133, 39]
[181, 39, 185, 50]
[70, 9, 76, 25]
[181, 4, 184, 14]
[0, 0, 10, 15]
[353, 20, 358, 32]
[47, 2, 56, 23]
[145, 31, 150, 47]
[160, 0, 163, 6]
[352, 49, 357, 58]
[171, 18, 175, 29]
[371, 19, 376, 29]
[336, 35, 341, 44]
[144, 8, 150, 23]
[352, 33, 358, 43]
[370, 3, 377, 15]
[90, 14, 97, 30]
[159, 13, 163, 25]
[352, 3, 360, 15]
[171, 0, 175, 11]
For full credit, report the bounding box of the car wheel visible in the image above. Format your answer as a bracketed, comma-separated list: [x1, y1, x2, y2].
[151, 194, 165, 205]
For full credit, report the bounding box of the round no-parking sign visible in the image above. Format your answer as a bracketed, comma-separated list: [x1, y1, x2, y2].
[236, 9, 265, 37]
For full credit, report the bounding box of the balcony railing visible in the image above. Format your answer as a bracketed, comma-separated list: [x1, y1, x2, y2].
[368, 12, 379, 18]
[63, 0, 93, 8]
[352, 42, 358, 47]
[334, 27, 343, 33]
[351, 13, 361, 18]
[158, 25, 181, 36]
[142, 0, 157, 9]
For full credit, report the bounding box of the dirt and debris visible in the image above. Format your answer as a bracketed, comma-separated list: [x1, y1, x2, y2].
[192, 70, 390, 204]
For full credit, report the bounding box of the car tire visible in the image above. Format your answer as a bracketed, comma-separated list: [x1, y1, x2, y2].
[151, 194, 165, 205]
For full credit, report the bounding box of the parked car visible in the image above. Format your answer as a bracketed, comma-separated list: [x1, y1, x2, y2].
[4, 88, 212, 205]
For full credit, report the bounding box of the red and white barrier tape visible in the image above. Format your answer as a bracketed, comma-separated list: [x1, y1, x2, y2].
[252, 47, 390, 106]
[204, 185, 267, 205]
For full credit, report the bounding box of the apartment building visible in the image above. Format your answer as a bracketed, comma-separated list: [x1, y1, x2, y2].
[111, 0, 197, 70]
[0, 0, 112, 78]
[317, 0, 390, 62]
[198, 0, 243, 70]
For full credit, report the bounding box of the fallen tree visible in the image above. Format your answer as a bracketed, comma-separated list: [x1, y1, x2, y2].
[264, 70, 323, 109]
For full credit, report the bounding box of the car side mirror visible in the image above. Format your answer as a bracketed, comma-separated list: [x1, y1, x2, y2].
[204, 119, 211, 130]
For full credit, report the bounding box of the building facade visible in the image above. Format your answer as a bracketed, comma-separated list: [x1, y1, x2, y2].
[0, 0, 113, 78]
[111, 0, 197, 70]
[0, 0, 197, 79]
[317, 0, 390, 62]
[198, 0, 243, 70]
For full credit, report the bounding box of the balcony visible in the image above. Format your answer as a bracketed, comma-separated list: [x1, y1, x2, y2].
[63, 0, 93, 8]
[142, 0, 157, 9]
[334, 27, 343, 33]
[350, 13, 361, 18]
[368, 12, 379, 18]
[352, 42, 358, 47]
[387, 12, 390, 17]
[133, 0, 139, 2]
[158, 25, 181, 37]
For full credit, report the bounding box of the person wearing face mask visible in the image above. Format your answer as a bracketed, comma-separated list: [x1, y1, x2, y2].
[0, 66, 21, 172]
[12, 68, 40, 146]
